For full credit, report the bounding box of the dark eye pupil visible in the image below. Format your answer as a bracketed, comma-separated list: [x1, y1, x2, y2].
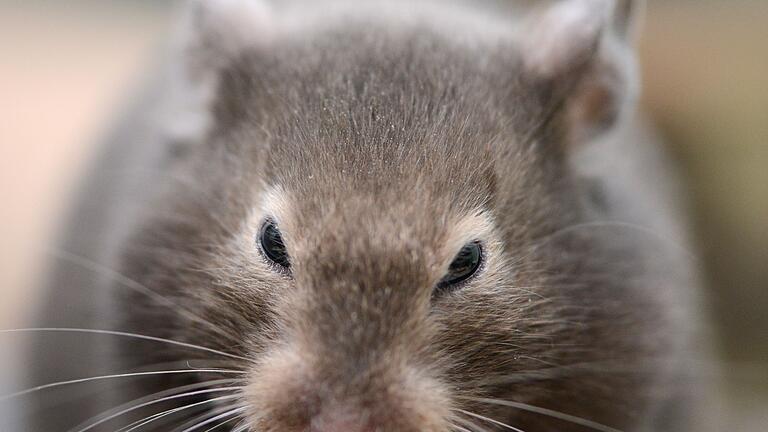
[259, 221, 290, 268]
[437, 241, 482, 291]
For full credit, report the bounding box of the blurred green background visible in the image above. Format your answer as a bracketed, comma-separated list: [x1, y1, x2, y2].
[0, 0, 766, 428]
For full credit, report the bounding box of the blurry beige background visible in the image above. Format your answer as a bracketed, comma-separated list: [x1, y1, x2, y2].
[1, 0, 766, 427]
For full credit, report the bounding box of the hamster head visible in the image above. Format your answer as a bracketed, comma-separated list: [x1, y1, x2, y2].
[119, 1, 680, 431]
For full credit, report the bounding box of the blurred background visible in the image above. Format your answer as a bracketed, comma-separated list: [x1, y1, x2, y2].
[0, 0, 766, 429]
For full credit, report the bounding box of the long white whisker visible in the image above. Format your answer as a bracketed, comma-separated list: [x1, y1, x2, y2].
[465, 397, 623, 432]
[457, 408, 526, 432]
[0, 369, 244, 402]
[0, 328, 251, 362]
[202, 414, 241, 432]
[118, 395, 240, 432]
[179, 407, 247, 432]
[452, 415, 492, 432]
[71, 386, 241, 432]
[450, 418, 480, 432]
[231, 420, 250, 432]
[67, 378, 238, 432]
[46, 248, 239, 343]
[170, 404, 244, 432]
[114, 406, 205, 432]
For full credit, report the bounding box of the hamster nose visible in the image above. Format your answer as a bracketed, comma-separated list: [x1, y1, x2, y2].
[310, 409, 373, 432]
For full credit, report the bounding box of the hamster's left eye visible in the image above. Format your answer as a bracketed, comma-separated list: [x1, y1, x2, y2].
[436, 241, 483, 291]
[258, 220, 290, 270]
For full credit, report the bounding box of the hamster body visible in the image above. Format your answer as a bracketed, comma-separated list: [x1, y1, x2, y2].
[21, 1, 711, 431]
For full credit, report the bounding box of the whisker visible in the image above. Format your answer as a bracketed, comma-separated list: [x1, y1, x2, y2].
[468, 355, 739, 388]
[201, 413, 242, 432]
[0, 328, 250, 362]
[0, 369, 244, 402]
[466, 360, 614, 388]
[231, 420, 250, 432]
[46, 248, 240, 343]
[527, 221, 696, 261]
[66, 378, 238, 432]
[6, 364, 227, 428]
[117, 395, 240, 432]
[122, 359, 241, 374]
[456, 408, 526, 432]
[463, 397, 623, 432]
[178, 406, 247, 432]
[169, 403, 246, 432]
[452, 415, 492, 432]
[114, 406, 206, 432]
[71, 385, 241, 432]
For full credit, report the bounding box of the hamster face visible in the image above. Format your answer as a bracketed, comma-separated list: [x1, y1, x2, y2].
[113, 2, 682, 432]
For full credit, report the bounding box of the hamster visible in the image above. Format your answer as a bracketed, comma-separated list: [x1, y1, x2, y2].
[18, 0, 712, 431]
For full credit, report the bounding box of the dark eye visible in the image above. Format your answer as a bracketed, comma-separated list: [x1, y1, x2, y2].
[436, 241, 483, 291]
[259, 220, 290, 270]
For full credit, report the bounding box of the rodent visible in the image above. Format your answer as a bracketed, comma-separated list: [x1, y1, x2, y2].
[18, 0, 711, 431]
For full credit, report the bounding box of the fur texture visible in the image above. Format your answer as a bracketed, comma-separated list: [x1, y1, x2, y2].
[23, 1, 706, 431]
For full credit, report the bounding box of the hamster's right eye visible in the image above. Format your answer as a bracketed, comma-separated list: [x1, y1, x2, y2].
[258, 220, 291, 270]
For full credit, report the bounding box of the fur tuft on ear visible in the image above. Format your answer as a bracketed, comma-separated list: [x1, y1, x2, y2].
[519, 0, 643, 143]
[182, 0, 274, 82]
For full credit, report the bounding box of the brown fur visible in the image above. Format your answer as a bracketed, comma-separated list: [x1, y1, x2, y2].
[25, 1, 704, 431]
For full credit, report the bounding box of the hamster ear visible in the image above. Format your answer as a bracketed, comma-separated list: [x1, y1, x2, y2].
[159, 1, 273, 147]
[180, 0, 274, 82]
[519, 0, 643, 143]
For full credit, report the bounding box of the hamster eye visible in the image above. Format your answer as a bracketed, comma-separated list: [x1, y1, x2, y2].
[258, 220, 290, 270]
[436, 241, 483, 291]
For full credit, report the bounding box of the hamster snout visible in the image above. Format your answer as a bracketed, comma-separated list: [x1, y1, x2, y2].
[246, 345, 451, 432]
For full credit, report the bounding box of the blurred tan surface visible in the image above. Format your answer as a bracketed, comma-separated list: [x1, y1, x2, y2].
[641, 1, 768, 362]
[0, 0, 766, 424]
[639, 3, 768, 422]
[0, 1, 178, 328]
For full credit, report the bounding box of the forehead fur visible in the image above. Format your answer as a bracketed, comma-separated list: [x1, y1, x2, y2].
[213, 19, 554, 217]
